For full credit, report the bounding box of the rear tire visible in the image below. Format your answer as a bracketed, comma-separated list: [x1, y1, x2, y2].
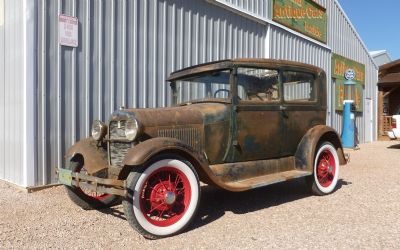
[308, 142, 340, 196]
[65, 161, 120, 210]
[122, 154, 200, 239]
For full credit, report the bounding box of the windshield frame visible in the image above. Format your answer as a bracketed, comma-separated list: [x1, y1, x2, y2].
[170, 68, 234, 106]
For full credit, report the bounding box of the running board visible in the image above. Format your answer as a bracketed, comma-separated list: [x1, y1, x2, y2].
[223, 170, 312, 191]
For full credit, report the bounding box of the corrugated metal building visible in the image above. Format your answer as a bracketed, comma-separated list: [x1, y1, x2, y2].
[0, 0, 378, 188]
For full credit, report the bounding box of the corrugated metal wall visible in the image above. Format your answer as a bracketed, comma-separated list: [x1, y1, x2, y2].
[218, 0, 269, 18]
[36, 0, 266, 185]
[0, 0, 25, 185]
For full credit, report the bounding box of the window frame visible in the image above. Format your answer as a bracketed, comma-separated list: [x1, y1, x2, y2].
[235, 66, 282, 105]
[280, 69, 319, 105]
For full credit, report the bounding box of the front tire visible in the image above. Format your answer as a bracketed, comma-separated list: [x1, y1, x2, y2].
[122, 155, 200, 239]
[309, 142, 340, 196]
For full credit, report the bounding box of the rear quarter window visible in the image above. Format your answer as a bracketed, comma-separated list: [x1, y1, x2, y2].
[282, 71, 316, 103]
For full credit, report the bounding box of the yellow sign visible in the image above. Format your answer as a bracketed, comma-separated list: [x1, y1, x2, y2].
[273, 0, 327, 43]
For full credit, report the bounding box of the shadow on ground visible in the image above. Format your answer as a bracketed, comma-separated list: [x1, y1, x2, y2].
[98, 178, 351, 233]
[387, 143, 400, 149]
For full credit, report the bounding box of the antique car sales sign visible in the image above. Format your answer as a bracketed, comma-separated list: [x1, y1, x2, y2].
[59, 14, 78, 47]
[273, 0, 327, 43]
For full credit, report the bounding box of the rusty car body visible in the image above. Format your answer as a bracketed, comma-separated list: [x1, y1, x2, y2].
[58, 58, 347, 239]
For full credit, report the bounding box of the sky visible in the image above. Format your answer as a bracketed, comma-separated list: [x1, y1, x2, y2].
[338, 1, 400, 60]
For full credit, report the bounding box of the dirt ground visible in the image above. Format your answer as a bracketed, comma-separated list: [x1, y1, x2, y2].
[1, 140, 399, 249]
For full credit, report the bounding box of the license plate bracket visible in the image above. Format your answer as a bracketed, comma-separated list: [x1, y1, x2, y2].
[58, 168, 73, 186]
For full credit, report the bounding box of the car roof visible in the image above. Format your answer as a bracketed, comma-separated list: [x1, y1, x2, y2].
[167, 58, 324, 81]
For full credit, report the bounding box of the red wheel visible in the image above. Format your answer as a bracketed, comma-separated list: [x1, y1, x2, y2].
[310, 142, 340, 195]
[139, 167, 192, 227]
[123, 156, 200, 239]
[315, 148, 336, 188]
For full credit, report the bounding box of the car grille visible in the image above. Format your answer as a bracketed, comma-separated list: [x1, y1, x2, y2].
[109, 120, 132, 166]
[109, 120, 127, 139]
[158, 127, 204, 152]
[110, 141, 132, 166]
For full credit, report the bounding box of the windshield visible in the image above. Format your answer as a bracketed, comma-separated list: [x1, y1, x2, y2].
[172, 69, 231, 105]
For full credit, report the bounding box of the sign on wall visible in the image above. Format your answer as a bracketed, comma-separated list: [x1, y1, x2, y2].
[332, 53, 365, 84]
[59, 14, 78, 47]
[272, 0, 327, 43]
[332, 53, 365, 112]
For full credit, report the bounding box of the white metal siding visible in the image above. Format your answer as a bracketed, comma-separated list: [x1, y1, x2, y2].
[0, 0, 25, 185]
[0, 0, 4, 182]
[217, 0, 269, 18]
[35, 0, 266, 185]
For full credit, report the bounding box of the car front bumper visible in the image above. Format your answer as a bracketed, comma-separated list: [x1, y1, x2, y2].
[57, 168, 127, 196]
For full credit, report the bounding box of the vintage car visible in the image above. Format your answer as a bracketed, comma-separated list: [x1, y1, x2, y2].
[58, 59, 347, 239]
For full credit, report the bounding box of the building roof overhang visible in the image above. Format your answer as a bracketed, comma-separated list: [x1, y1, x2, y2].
[378, 60, 400, 87]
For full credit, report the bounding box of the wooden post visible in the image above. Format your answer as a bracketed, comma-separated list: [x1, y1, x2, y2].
[378, 89, 384, 139]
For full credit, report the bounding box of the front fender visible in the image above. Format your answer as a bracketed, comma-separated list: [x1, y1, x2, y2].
[65, 138, 108, 174]
[122, 137, 208, 167]
[295, 125, 347, 172]
[121, 137, 222, 185]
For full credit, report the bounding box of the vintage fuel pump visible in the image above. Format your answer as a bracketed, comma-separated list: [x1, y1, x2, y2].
[341, 69, 356, 148]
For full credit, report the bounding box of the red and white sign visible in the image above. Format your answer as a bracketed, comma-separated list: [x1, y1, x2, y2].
[59, 14, 78, 47]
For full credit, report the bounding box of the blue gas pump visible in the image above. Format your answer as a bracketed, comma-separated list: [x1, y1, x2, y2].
[341, 69, 356, 148]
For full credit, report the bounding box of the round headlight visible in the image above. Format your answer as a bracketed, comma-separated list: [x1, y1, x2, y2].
[125, 118, 140, 141]
[91, 120, 107, 141]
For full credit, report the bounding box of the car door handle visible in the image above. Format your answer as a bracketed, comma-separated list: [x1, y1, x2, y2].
[280, 106, 289, 118]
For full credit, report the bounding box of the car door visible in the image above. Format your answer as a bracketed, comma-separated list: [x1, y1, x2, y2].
[280, 69, 325, 156]
[232, 66, 284, 162]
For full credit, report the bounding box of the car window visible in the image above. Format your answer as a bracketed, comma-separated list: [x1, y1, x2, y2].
[237, 67, 280, 103]
[174, 70, 231, 104]
[282, 71, 316, 102]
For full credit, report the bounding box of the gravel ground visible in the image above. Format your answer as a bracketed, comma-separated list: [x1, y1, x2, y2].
[1, 140, 400, 249]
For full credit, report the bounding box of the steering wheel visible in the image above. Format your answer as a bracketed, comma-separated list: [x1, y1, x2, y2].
[213, 89, 230, 98]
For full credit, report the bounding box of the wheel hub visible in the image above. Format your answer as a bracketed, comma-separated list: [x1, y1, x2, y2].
[164, 191, 176, 205]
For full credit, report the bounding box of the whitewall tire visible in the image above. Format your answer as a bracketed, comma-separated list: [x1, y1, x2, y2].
[310, 142, 340, 195]
[123, 155, 200, 239]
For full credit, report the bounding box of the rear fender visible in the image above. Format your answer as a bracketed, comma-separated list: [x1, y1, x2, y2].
[65, 138, 108, 174]
[295, 125, 347, 172]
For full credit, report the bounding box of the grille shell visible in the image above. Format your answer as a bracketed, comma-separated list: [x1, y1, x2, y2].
[109, 120, 132, 166]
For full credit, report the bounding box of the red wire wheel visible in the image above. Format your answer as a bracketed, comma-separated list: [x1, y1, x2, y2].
[316, 149, 336, 188]
[139, 167, 191, 227]
[123, 157, 200, 239]
[312, 142, 340, 195]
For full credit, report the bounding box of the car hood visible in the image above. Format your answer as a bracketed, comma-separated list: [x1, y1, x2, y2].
[111, 103, 231, 127]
